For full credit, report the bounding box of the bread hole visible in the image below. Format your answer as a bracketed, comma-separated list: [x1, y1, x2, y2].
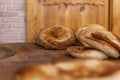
[0, 47, 16, 59]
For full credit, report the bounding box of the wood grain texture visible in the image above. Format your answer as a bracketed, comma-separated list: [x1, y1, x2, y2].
[0, 43, 120, 80]
[27, 0, 109, 43]
[27, 0, 38, 43]
[0, 43, 74, 80]
[112, 0, 120, 37]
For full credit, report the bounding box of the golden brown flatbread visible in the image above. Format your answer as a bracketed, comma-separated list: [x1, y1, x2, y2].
[75, 24, 119, 58]
[14, 59, 120, 80]
[35, 25, 75, 49]
[66, 46, 108, 59]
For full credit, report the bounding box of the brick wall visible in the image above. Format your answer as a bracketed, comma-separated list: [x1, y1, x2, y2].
[0, 0, 26, 43]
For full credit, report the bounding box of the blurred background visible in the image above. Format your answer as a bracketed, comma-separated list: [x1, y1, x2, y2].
[0, 0, 26, 43]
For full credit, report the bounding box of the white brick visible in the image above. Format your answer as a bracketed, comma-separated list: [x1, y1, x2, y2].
[0, 0, 14, 4]
[15, 0, 26, 5]
[0, 0, 26, 43]
[0, 5, 7, 11]
[17, 11, 26, 17]
[3, 17, 25, 22]
[0, 24, 14, 33]
[0, 23, 14, 28]
[0, 41, 2, 43]
[14, 23, 26, 28]
[0, 17, 2, 22]
[7, 5, 26, 11]
[0, 12, 17, 17]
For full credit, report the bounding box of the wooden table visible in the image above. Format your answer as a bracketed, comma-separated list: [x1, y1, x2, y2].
[0, 43, 75, 80]
[0, 43, 120, 80]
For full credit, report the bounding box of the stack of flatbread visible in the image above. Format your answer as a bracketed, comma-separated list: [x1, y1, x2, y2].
[35, 24, 120, 59]
[67, 24, 120, 59]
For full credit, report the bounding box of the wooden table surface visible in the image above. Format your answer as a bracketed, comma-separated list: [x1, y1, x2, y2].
[0, 43, 120, 80]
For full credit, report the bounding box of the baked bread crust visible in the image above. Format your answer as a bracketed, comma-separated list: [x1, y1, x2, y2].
[92, 31, 120, 51]
[14, 59, 120, 80]
[75, 24, 119, 58]
[35, 25, 75, 49]
[66, 46, 108, 59]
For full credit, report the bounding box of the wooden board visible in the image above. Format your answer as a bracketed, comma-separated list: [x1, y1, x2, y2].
[27, 0, 109, 43]
[0, 43, 120, 80]
[0, 43, 74, 80]
[112, 0, 120, 37]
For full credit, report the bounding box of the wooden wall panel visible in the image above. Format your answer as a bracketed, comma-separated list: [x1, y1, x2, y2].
[112, 0, 120, 37]
[27, 0, 109, 43]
